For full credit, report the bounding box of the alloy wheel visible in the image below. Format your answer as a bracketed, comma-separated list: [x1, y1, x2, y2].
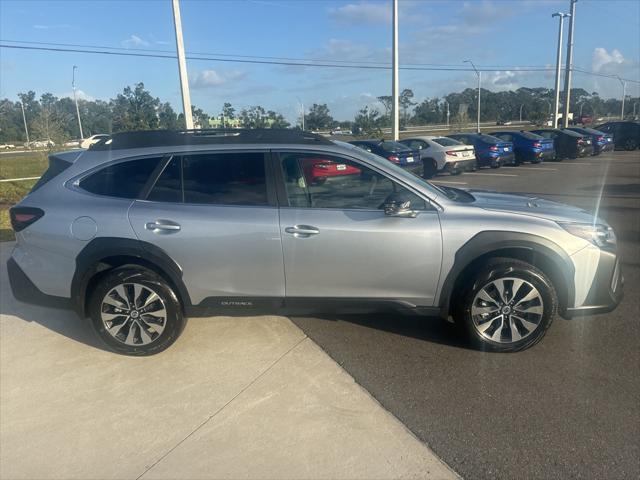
[471, 277, 544, 344]
[100, 283, 167, 346]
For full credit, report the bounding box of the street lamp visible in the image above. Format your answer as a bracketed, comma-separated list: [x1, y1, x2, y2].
[615, 76, 626, 120]
[464, 59, 481, 132]
[296, 96, 305, 131]
[519, 104, 524, 122]
[19, 100, 30, 144]
[444, 100, 450, 128]
[72, 65, 84, 140]
[552, 12, 570, 128]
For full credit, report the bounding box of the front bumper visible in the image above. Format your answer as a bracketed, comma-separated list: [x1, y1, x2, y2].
[7, 257, 71, 310]
[564, 249, 624, 318]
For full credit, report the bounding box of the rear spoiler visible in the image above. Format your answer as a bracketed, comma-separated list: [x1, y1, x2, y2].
[29, 151, 82, 193]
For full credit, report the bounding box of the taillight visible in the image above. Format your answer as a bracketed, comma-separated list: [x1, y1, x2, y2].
[489, 145, 499, 152]
[445, 150, 458, 156]
[387, 155, 400, 163]
[532, 142, 541, 148]
[577, 138, 584, 144]
[597, 136, 604, 142]
[9, 207, 44, 232]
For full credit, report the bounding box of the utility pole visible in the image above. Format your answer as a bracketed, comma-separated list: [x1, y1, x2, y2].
[72, 65, 84, 139]
[19, 100, 30, 143]
[562, 0, 577, 128]
[615, 76, 626, 120]
[172, 0, 194, 129]
[391, 0, 399, 140]
[296, 97, 304, 130]
[519, 103, 524, 122]
[552, 12, 569, 128]
[464, 60, 481, 132]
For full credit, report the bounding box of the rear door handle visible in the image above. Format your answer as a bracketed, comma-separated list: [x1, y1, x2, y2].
[145, 219, 181, 234]
[285, 225, 320, 238]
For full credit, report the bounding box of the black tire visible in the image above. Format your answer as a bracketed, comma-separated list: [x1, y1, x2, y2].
[623, 138, 638, 151]
[453, 258, 557, 353]
[422, 159, 437, 179]
[89, 267, 186, 356]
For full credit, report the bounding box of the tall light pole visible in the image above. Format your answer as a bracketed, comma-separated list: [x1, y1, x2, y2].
[562, 0, 577, 128]
[464, 60, 481, 132]
[552, 12, 570, 128]
[519, 103, 524, 122]
[296, 97, 305, 130]
[615, 76, 626, 120]
[172, 0, 194, 129]
[391, 0, 399, 140]
[72, 65, 84, 140]
[444, 100, 450, 127]
[19, 100, 30, 143]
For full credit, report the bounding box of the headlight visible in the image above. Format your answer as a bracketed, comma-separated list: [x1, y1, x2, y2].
[559, 222, 616, 248]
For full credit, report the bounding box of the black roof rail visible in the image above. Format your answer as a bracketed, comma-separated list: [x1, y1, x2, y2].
[89, 128, 333, 151]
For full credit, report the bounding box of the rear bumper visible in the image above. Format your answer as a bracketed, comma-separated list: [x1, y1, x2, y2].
[578, 145, 594, 157]
[443, 159, 476, 172]
[7, 257, 71, 310]
[594, 143, 614, 154]
[563, 250, 623, 318]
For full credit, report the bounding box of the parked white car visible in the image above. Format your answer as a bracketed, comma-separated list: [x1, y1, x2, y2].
[399, 136, 476, 178]
[25, 139, 55, 149]
[80, 134, 110, 149]
[0, 143, 16, 150]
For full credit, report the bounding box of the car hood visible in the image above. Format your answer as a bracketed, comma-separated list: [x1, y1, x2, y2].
[468, 189, 604, 224]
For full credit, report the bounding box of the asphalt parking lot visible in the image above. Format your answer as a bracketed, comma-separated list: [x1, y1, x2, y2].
[292, 150, 640, 480]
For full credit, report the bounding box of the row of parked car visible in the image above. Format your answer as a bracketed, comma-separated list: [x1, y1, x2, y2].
[344, 121, 639, 179]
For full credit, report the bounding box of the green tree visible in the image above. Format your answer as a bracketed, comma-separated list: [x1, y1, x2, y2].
[158, 102, 180, 130]
[266, 110, 290, 128]
[353, 106, 383, 137]
[191, 105, 210, 129]
[110, 83, 160, 132]
[240, 105, 268, 128]
[304, 103, 334, 131]
[222, 102, 235, 120]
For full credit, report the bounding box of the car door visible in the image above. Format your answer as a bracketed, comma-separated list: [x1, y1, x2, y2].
[275, 150, 442, 307]
[128, 151, 285, 308]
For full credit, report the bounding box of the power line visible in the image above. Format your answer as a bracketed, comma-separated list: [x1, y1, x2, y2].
[1, 41, 639, 83]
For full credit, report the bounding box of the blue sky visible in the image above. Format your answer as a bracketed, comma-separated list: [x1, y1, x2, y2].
[1, 0, 638, 121]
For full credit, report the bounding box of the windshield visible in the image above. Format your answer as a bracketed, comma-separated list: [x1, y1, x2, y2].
[478, 134, 503, 143]
[519, 131, 543, 140]
[433, 137, 461, 147]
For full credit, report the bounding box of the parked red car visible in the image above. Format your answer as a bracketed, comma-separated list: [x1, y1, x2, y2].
[301, 157, 361, 184]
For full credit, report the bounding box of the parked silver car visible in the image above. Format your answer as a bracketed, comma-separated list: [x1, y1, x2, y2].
[8, 130, 623, 355]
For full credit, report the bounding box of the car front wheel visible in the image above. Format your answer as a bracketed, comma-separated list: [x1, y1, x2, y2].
[455, 258, 557, 352]
[89, 267, 186, 356]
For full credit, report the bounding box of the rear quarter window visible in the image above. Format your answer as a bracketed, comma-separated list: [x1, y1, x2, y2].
[79, 157, 161, 198]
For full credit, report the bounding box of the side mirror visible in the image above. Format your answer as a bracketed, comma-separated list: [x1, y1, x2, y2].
[383, 193, 416, 218]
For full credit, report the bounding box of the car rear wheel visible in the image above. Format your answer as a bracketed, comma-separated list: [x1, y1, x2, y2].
[89, 267, 186, 356]
[623, 138, 638, 150]
[454, 258, 557, 352]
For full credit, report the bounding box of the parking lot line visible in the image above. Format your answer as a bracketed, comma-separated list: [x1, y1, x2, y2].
[504, 166, 557, 171]
[432, 180, 468, 185]
[0, 176, 41, 182]
[464, 172, 518, 177]
[558, 162, 593, 165]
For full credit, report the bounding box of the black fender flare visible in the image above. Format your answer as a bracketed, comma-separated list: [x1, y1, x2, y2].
[438, 231, 575, 316]
[71, 237, 191, 317]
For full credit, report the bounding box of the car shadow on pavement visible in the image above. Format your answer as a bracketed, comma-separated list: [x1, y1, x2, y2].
[0, 294, 110, 352]
[294, 313, 471, 350]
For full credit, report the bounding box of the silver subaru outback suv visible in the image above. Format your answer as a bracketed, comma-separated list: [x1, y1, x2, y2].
[8, 129, 623, 355]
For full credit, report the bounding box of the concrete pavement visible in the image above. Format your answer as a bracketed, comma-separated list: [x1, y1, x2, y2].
[0, 242, 456, 480]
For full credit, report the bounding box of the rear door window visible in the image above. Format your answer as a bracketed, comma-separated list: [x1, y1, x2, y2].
[79, 157, 162, 198]
[147, 152, 269, 206]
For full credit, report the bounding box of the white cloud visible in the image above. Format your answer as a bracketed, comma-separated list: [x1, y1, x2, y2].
[121, 35, 150, 48]
[191, 70, 247, 89]
[592, 47, 626, 73]
[329, 2, 390, 25]
[59, 89, 95, 101]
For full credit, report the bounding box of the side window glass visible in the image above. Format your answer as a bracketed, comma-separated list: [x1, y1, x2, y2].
[79, 157, 161, 199]
[280, 153, 426, 211]
[182, 152, 268, 206]
[148, 157, 182, 203]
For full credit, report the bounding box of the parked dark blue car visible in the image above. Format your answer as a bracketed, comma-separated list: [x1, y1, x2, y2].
[566, 127, 614, 155]
[349, 140, 421, 174]
[488, 130, 555, 164]
[446, 133, 515, 168]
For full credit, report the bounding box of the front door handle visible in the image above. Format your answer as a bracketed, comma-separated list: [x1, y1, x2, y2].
[285, 225, 320, 238]
[145, 219, 181, 234]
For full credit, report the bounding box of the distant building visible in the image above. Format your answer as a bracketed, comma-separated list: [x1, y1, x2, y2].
[208, 117, 243, 128]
